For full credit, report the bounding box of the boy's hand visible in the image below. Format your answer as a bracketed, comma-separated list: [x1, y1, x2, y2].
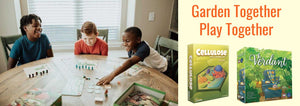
[96, 56, 142, 85]
[97, 74, 115, 85]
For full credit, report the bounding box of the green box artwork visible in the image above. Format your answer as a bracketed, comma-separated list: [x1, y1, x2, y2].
[188, 44, 229, 103]
[237, 47, 292, 103]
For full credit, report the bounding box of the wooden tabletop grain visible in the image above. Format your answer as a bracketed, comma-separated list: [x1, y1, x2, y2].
[0, 55, 178, 106]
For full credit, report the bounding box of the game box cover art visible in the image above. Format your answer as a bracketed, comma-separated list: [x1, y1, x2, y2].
[237, 47, 292, 103]
[188, 44, 229, 103]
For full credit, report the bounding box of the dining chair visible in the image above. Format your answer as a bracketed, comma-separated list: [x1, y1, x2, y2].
[154, 35, 178, 82]
[77, 29, 108, 43]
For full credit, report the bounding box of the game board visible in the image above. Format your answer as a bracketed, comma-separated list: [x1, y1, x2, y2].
[9, 88, 61, 106]
[61, 77, 85, 96]
[23, 64, 50, 78]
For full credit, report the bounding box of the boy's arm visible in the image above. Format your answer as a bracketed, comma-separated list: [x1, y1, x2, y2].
[7, 57, 18, 70]
[44, 34, 53, 57]
[97, 55, 142, 85]
[47, 48, 54, 57]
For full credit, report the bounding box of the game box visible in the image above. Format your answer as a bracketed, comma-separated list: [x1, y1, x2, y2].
[237, 47, 292, 103]
[114, 83, 166, 106]
[188, 44, 229, 102]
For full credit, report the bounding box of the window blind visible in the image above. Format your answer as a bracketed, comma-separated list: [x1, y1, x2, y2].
[28, 0, 122, 44]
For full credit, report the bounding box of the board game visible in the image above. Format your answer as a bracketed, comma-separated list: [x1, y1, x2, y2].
[9, 88, 61, 106]
[114, 83, 165, 106]
[237, 47, 292, 103]
[188, 44, 229, 103]
[23, 64, 50, 78]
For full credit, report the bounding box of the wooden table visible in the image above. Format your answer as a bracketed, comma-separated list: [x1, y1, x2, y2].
[0, 55, 178, 105]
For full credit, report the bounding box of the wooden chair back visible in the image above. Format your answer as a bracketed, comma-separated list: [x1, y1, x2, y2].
[0, 34, 22, 61]
[77, 29, 108, 43]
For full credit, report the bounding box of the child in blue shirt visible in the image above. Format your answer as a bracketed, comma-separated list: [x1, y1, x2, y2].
[97, 27, 168, 85]
[7, 14, 53, 70]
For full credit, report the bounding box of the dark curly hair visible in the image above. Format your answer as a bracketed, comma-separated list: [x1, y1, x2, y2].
[124, 26, 142, 39]
[19, 14, 42, 35]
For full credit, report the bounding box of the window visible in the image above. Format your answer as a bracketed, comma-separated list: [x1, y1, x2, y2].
[28, 0, 122, 45]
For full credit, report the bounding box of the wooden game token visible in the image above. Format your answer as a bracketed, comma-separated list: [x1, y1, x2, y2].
[94, 90, 101, 94]
[95, 97, 104, 102]
[117, 81, 121, 85]
[32, 74, 34, 77]
[46, 70, 48, 73]
[40, 72, 42, 76]
[87, 89, 93, 93]
[88, 85, 94, 89]
[36, 72, 38, 76]
[29, 74, 31, 78]
[104, 84, 112, 89]
[95, 86, 101, 89]
[104, 89, 108, 97]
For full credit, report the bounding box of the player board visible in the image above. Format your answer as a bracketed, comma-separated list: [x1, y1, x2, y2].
[23, 64, 50, 78]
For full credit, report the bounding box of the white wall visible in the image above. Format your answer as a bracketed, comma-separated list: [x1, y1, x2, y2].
[134, 0, 174, 47]
[0, 0, 22, 73]
[126, 0, 136, 27]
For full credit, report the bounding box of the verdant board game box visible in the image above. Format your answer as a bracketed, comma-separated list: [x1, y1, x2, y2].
[114, 83, 166, 106]
[237, 47, 292, 103]
[188, 44, 229, 103]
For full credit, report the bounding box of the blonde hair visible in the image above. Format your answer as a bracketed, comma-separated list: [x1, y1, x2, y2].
[81, 21, 97, 35]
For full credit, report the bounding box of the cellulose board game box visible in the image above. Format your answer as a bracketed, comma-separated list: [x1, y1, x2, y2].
[237, 47, 292, 103]
[188, 44, 229, 103]
[114, 83, 166, 106]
